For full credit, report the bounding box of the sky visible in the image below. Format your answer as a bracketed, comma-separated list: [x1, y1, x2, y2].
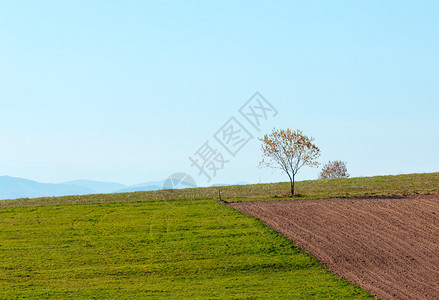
[0, 0, 438, 187]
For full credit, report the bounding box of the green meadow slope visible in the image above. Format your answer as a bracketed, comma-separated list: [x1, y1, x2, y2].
[0, 199, 371, 298]
[0, 172, 437, 298]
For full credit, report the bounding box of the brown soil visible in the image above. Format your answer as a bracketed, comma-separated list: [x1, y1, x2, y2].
[230, 195, 439, 299]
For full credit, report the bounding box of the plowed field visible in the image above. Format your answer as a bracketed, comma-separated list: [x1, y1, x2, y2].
[230, 195, 439, 299]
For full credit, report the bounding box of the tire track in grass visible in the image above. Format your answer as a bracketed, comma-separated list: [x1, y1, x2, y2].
[71, 209, 112, 263]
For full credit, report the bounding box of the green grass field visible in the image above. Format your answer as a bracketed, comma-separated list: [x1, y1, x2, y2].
[1, 172, 437, 298]
[0, 199, 371, 298]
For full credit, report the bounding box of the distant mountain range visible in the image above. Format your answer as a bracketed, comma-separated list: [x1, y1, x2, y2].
[61, 180, 126, 194]
[0, 176, 95, 200]
[0, 176, 249, 200]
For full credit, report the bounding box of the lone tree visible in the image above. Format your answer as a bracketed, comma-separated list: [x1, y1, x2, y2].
[260, 129, 320, 197]
[319, 160, 350, 179]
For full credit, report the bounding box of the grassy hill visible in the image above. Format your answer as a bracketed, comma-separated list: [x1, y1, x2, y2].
[0, 172, 437, 298]
[0, 199, 371, 298]
[2, 172, 438, 209]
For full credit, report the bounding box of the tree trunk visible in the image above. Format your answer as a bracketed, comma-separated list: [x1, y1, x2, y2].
[289, 175, 295, 197]
[287, 173, 295, 197]
[291, 174, 295, 198]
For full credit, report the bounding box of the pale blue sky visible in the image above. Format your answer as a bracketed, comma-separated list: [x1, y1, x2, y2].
[1, 1, 438, 186]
